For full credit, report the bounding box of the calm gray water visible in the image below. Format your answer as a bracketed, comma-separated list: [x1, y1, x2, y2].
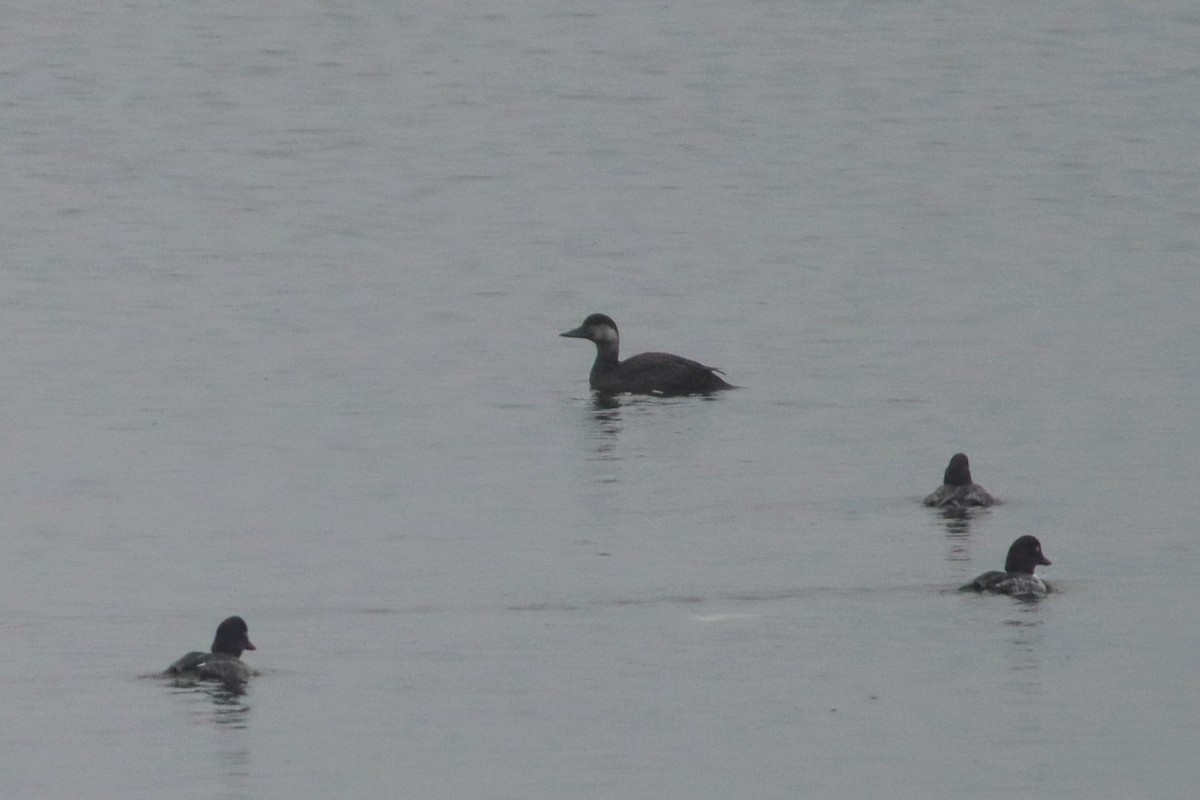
[3, 1, 1199, 797]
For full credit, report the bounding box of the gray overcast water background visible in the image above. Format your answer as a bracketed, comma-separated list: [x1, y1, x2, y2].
[3, 1, 1199, 798]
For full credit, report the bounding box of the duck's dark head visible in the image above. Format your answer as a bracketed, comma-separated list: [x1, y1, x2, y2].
[1004, 535, 1051, 574]
[211, 615, 256, 658]
[561, 313, 619, 346]
[943, 452, 973, 486]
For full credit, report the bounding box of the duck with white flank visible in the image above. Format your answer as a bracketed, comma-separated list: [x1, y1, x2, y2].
[165, 616, 257, 684]
[923, 452, 997, 508]
[960, 536, 1052, 596]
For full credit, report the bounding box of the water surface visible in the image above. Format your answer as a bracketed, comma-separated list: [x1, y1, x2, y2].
[2, 1, 1198, 797]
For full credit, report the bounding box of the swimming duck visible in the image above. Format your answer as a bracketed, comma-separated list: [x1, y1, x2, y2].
[560, 313, 732, 395]
[960, 535, 1052, 596]
[923, 453, 997, 508]
[165, 616, 257, 684]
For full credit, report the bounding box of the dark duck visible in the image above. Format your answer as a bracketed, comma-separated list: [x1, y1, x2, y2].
[960, 535, 1052, 596]
[165, 616, 257, 684]
[923, 452, 997, 508]
[560, 313, 733, 396]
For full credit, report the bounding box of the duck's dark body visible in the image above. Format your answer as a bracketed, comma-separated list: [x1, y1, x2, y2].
[165, 615, 257, 684]
[561, 314, 732, 396]
[960, 535, 1052, 596]
[923, 452, 997, 508]
[166, 651, 254, 683]
[587, 350, 731, 395]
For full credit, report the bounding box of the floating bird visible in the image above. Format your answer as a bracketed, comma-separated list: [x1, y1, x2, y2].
[560, 313, 733, 396]
[164, 615, 257, 684]
[923, 452, 997, 508]
[960, 535, 1052, 596]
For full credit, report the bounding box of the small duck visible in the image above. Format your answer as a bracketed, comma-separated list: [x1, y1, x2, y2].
[165, 616, 257, 684]
[960, 535, 1052, 596]
[560, 313, 733, 395]
[923, 452, 997, 508]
